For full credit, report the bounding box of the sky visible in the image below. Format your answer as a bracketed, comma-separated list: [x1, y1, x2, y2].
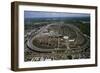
[24, 11, 90, 18]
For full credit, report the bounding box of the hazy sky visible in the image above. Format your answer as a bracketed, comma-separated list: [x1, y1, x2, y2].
[24, 11, 90, 18]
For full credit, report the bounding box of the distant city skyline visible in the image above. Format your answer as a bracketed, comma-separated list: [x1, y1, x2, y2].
[24, 11, 90, 18]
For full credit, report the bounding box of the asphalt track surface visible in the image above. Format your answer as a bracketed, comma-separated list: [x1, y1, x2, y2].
[26, 22, 89, 53]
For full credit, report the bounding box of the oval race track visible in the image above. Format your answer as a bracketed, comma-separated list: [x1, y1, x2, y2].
[26, 22, 89, 53]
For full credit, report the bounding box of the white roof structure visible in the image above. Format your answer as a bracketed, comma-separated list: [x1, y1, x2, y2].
[63, 36, 69, 39]
[69, 39, 75, 42]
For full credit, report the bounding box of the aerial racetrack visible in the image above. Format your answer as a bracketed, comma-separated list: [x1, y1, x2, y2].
[26, 22, 89, 53]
